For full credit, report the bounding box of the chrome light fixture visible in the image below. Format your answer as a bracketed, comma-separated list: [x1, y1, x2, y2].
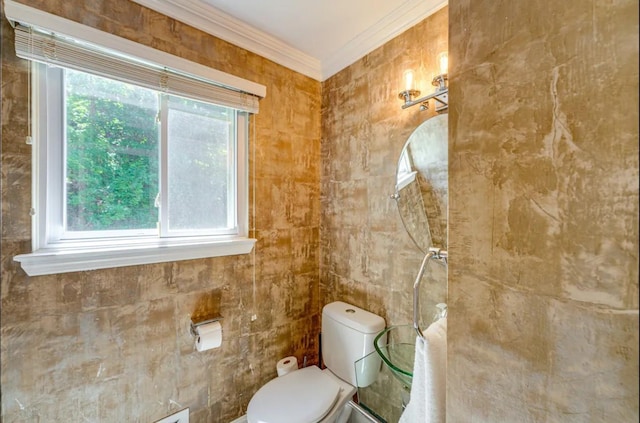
[399, 51, 448, 112]
[398, 69, 421, 104]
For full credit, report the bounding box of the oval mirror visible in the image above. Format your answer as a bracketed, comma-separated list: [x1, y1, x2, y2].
[394, 113, 448, 253]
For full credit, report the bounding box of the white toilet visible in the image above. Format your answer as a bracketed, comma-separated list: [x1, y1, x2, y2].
[247, 301, 386, 423]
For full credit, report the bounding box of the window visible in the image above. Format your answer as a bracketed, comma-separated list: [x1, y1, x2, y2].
[396, 147, 418, 192]
[7, 1, 265, 276]
[44, 66, 242, 242]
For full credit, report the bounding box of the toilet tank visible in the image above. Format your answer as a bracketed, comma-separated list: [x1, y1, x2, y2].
[322, 301, 385, 387]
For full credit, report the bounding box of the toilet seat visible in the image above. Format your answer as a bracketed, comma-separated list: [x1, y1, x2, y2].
[247, 366, 342, 423]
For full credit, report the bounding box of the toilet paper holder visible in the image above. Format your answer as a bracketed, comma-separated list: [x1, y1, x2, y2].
[190, 316, 223, 337]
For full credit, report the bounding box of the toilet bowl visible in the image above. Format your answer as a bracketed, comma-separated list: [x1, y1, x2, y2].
[246, 301, 385, 423]
[247, 366, 355, 423]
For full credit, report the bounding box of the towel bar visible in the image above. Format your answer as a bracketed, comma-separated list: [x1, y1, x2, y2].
[413, 247, 447, 341]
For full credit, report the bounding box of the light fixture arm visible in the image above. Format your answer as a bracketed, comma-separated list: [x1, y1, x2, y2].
[401, 87, 448, 111]
[398, 89, 421, 104]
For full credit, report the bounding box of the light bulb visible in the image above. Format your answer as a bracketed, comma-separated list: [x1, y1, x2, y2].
[403, 69, 415, 91]
[437, 51, 448, 75]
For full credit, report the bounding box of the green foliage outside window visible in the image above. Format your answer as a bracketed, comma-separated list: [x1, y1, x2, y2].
[65, 70, 159, 231]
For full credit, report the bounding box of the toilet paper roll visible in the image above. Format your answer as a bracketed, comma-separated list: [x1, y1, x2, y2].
[276, 356, 298, 377]
[195, 321, 222, 352]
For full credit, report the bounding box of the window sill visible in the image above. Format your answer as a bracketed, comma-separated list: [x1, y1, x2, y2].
[13, 236, 256, 276]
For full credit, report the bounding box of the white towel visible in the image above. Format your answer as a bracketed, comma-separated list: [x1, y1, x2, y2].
[399, 317, 447, 423]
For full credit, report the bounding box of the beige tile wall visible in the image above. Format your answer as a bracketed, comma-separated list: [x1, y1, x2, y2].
[0, 0, 321, 422]
[448, 0, 639, 420]
[320, 9, 449, 420]
[321, 7, 449, 328]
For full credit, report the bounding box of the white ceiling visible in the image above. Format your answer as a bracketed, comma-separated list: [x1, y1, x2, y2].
[131, 0, 447, 81]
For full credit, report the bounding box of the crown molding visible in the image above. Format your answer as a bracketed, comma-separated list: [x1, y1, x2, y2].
[131, 0, 323, 80]
[4, 0, 266, 98]
[321, 0, 448, 79]
[131, 0, 447, 81]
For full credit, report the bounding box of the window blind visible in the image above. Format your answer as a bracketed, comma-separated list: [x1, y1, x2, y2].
[14, 24, 260, 114]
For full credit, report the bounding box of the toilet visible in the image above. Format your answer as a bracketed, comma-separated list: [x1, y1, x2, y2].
[247, 301, 386, 423]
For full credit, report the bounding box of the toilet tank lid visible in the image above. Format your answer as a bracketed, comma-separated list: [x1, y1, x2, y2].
[322, 302, 385, 334]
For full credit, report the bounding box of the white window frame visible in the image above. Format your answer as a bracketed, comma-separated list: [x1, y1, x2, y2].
[15, 64, 254, 277]
[396, 148, 418, 192]
[7, 1, 264, 276]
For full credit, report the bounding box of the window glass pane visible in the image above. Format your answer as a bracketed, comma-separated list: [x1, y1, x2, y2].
[166, 96, 235, 232]
[65, 69, 159, 232]
[399, 148, 413, 175]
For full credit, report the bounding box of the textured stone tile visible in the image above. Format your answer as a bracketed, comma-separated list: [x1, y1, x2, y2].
[320, 6, 447, 344]
[1, 153, 31, 240]
[253, 229, 293, 278]
[80, 267, 142, 309]
[448, 0, 638, 420]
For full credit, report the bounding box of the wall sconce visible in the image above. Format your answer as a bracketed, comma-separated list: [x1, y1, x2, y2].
[398, 69, 420, 104]
[398, 51, 448, 112]
[432, 51, 448, 92]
